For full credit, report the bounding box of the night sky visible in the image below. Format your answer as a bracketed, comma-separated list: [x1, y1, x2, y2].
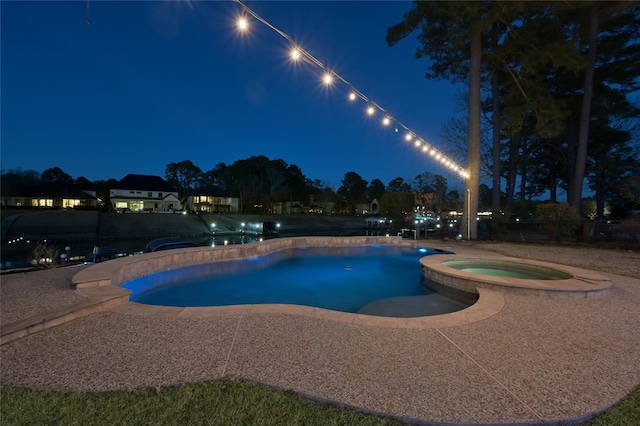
[2, 1, 465, 189]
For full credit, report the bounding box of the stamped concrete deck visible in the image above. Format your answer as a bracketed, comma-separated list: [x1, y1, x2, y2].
[1, 238, 639, 425]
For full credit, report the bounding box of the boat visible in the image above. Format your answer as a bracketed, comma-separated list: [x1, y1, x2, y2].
[84, 246, 134, 263]
[144, 237, 198, 253]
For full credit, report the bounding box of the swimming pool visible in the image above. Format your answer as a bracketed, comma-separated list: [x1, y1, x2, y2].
[123, 245, 472, 317]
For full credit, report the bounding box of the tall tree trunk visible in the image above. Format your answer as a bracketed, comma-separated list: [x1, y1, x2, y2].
[519, 137, 528, 200]
[594, 153, 606, 220]
[565, 124, 577, 204]
[505, 133, 520, 209]
[570, 3, 598, 213]
[491, 58, 501, 235]
[549, 168, 557, 203]
[462, 28, 482, 240]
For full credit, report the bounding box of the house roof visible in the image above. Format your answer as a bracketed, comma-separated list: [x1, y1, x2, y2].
[115, 174, 177, 192]
[10, 182, 95, 199]
[192, 185, 238, 198]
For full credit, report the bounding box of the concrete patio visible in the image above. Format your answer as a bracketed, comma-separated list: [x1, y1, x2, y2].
[1, 239, 639, 425]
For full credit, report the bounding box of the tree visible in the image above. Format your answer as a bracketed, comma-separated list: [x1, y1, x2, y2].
[570, 2, 599, 212]
[205, 162, 234, 190]
[432, 175, 448, 213]
[264, 161, 287, 210]
[587, 114, 640, 218]
[386, 177, 411, 193]
[446, 190, 463, 212]
[285, 164, 308, 202]
[379, 192, 414, 226]
[413, 172, 434, 192]
[367, 179, 386, 202]
[337, 172, 368, 215]
[570, 2, 640, 212]
[387, 2, 494, 238]
[478, 183, 492, 211]
[41, 167, 73, 183]
[74, 176, 93, 190]
[93, 178, 118, 210]
[165, 160, 203, 202]
[619, 176, 640, 208]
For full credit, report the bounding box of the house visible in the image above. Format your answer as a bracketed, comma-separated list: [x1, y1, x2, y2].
[110, 174, 180, 212]
[0, 181, 97, 209]
[355, 198, 379, 216]
[187, 186, 239, 213]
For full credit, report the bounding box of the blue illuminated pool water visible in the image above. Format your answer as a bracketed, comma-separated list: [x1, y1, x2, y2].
[123, 245, 470, 317]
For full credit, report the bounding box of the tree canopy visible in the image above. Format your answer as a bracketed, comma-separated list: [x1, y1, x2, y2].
[387, 0, 640, 234]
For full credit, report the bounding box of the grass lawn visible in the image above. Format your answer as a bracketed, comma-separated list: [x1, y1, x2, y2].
[1, 379, 638, 425]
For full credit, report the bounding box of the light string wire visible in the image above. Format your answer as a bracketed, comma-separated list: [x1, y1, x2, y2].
[233, 0, 469, 179]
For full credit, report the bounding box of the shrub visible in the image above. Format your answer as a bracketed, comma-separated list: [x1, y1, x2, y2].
[535, 203, 581, 242]
[29, 240, 60, 269]
[618, 218, 640, 245]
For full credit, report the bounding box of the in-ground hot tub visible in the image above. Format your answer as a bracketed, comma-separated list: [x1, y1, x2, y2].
[442, 258, 573, 280]
[420, 255, 611, 298]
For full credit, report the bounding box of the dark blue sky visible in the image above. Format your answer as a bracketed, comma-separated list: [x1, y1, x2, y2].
[2, 1, 465, 189]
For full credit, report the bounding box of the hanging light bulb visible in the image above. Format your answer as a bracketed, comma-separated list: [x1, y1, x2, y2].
[237, 12, 249, 32]
[394, 122, 399, 133]
[290, 45, 301, 61]
[367, 104, 375, 115]
[382, 116, 391, 126]
[404, 133, 412, 142]
[348, 86, 357, 101]
[323, 70, 333, 85]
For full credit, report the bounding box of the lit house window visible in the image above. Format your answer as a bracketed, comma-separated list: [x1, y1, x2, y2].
[32, 198, 53, 207]
[63, 199, 80, 208]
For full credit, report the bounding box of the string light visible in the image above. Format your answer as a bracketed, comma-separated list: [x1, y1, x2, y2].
[290, 45, 301, 61]
[322, 70, 333, 85]
[237, 8, 249, 32]
[232, 0, 468, 179]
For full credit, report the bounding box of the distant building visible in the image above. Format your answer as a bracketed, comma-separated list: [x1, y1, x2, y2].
[110, 174, 180, 212]
[188, 186, 239, 213]
[1, 181, 97, 209]
[355, 198, 379, 216]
